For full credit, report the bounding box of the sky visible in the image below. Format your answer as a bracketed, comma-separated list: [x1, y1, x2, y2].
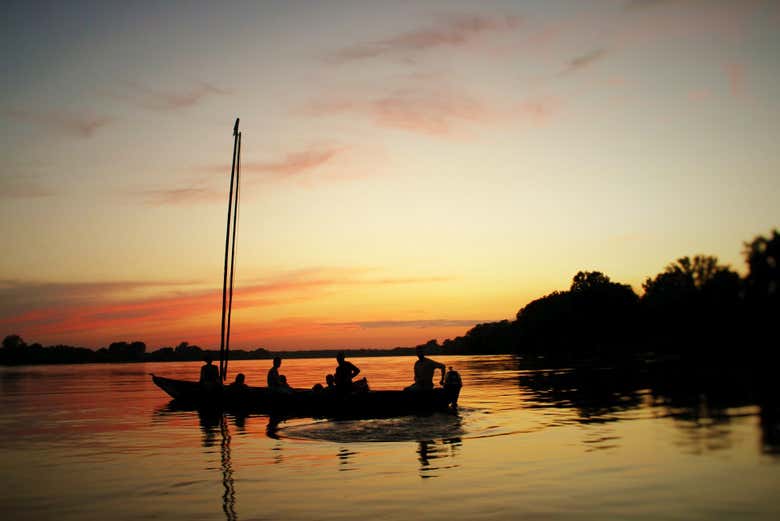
[1, 0, 779, 350]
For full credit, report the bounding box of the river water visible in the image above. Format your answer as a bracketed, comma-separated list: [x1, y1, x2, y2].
[1, 355, 778, 520]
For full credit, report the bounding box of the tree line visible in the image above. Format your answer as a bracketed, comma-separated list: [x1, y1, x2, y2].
[2, 229, 777, 366]
[430, 229, 778, 363]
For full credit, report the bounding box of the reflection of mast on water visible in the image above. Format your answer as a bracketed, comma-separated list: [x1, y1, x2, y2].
[196, 409, 239, 521]
[220, 415, 237, 521]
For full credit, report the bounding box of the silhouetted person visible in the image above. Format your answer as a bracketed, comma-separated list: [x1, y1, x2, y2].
[279, 375, 291, 388]
[226, 373, 248, 402]
[228, 373, 247, 389]
[444, 366, 462, 407]
[334, 352, 360, 393]
[267, 356, 285, 388]
[406, 346, 445, 391]
[326, 374, 336, 389]
[200, 354, 221, 388]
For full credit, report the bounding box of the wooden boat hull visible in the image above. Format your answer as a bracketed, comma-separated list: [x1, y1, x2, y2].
[151, 374, 458, 418]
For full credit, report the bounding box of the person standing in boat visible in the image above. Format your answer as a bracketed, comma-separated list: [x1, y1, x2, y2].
[267, 356, 285, 388]
[334, 352, 360, 393]
[406, 346, 446, 391]
[200, 353, 221, 387]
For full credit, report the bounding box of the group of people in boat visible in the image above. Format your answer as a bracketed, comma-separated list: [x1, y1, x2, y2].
[199, 346, 462, 403]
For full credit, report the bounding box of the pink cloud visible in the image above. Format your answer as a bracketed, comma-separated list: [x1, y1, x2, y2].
[371, 90, 492, 136]
[328, 13, 521, 63]
[197, 146, 344, 179]
[306, 90, 561, 137]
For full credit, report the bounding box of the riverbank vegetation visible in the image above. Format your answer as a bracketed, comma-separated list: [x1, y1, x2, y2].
[2, 229, 777, 366]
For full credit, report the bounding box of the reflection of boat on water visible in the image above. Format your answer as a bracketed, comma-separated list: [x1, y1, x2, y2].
[152, 374, 459, 419]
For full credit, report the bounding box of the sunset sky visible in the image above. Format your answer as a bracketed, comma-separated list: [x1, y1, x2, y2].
[1, 0, 779, 350]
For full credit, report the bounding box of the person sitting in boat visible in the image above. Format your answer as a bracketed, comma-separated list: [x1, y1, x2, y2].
[405, 346, 446, 391]
[444, 366, 462, 407]
[226, 373, 248, 399]
[267, 356, 287, 388]
[199, 354, 221, 387]
[334, 352, 360, 393]
[325, 374, 336, 390]
[228, 373, 248, 389]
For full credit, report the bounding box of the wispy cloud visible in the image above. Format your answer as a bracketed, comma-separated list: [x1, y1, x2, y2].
[561, 49, 607, 75]
[5, 109, 113, 138]
[371, 90, 491, 136]
[306, 90, 496, 137]
[197, 146, 344, 180]
[324, 319, 483, 329]
[307, 91, 560, 137]
[243, 147, 344, 177]
[138, 185, 224, 206]
[0, 279, 202, 317]
[328, 13, 521, 63]
[114, 81, 227, 111]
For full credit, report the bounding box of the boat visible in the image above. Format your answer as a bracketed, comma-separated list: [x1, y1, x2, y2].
[150, 119, 461, 419]
[151, 374, 459, 418]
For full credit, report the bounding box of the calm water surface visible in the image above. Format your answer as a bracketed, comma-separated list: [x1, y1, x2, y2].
[1, 355, 778, 520]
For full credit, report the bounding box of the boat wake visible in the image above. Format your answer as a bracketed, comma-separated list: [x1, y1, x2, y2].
[275, 412, 465, 443]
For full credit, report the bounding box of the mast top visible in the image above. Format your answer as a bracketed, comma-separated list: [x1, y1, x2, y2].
[233, 118, 240, 137]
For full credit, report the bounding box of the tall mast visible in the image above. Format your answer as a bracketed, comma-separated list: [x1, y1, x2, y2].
[224, 131, 241, 381]
[219, 118, 240, 381]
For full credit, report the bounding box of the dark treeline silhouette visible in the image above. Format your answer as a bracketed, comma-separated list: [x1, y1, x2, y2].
[0, 335, 417, 366]
[434, 229, 778, 365]
[2, 229, 777, 367]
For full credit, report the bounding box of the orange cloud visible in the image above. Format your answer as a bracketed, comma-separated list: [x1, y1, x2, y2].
[324, 319, 483, 329]
[328, 13, 521, 63]
[1, 269, 454, 348]
[6, 109, 113, 138]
